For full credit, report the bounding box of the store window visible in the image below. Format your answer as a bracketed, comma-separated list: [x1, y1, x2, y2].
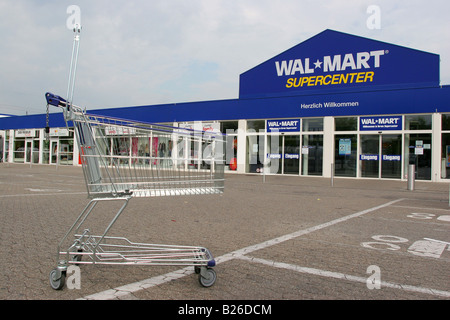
[247, 120, 265, 132]
[112, 137, 130, 165]
[221, 121, 239, 171]
[246, 134, 265, 173]
[405, 114, 431, 130]
[2, 131, 9, 162]
[334, 134, 357, 177]
[0, 134, 3, 162]
[335, 117, 357, 131]
[442, 133, 450, 179]
[441, 114, 450, 179]
[442, 114, 450, 131]
[303, 118, 323, 132]
[220, 121, 238, 133]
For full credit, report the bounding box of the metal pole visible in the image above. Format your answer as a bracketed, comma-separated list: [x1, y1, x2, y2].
[263, 160, 266, 183]
[407, 164, 415, 191]
[331, 163, 334, 187]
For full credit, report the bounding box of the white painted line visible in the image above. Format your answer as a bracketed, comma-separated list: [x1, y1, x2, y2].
[237, 255, 450, 298]
[0, 192, 86, 198]
[437, 215, 450, 222]
[216, 198, 404, 263]
[408, 239, 448, 258]
[80, 267, 194, 300]
[392, 205, 450, 212]
[81, 198, 403, 300]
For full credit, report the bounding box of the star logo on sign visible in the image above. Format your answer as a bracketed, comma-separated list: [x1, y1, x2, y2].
[314, 59, 322, 69]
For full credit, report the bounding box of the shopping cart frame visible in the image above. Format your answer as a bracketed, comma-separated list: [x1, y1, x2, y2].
[47, 93, 225, 290]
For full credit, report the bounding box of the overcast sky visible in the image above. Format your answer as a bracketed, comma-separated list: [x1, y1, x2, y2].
[1, 0, 449, 115]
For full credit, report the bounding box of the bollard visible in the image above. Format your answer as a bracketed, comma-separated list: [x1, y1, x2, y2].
[407, 164, 415, 191]
[331, 163, 334, 187]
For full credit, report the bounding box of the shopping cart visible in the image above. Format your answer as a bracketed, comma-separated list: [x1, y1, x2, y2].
[46, 92, 225, 290]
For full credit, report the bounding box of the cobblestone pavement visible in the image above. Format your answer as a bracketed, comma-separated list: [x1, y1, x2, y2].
[0, 163, 449, 300]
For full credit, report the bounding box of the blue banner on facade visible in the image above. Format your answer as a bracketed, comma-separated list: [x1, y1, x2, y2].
[267, 119, 300, 132]
[240, 29, 440, 99]
[360, 116, 402, 131]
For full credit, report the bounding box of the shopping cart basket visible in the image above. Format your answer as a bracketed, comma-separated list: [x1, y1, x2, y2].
[46, 92, 225, 290]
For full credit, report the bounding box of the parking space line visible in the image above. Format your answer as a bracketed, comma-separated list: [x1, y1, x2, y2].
[237, 255, 450, 298]
[392, 205, 450, 212]
[0, 192, 86, 198]
[81, 198, 403, 300]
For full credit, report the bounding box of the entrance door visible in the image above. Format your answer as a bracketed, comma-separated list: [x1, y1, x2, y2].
[381, 134, 402, 179]
[50, 140, 58, 164]
[302, 135, 323, 176]
[405, 133, 432, 180]
[360, 134, 402, 179]
[266, 135, 300, 174]
[360, 135, 379, 178]
[283, 136, 300, 174]
[25, 140, 32, 163]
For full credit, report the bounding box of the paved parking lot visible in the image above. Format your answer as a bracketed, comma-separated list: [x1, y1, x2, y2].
[0, 163, 449, 300]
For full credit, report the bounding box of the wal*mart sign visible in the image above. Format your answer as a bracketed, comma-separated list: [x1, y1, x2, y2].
[279, 50, 381, 89]
[360, 116, 402, 131]
[239, 30, 439, 99]
[267, 119, 300, 132]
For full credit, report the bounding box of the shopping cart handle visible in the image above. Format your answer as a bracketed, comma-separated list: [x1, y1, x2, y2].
[45, 92, 68, 108]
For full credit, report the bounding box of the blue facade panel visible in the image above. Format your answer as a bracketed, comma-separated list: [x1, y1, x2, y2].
[239, 29, 440, 99]
[1, 85, 450, 130]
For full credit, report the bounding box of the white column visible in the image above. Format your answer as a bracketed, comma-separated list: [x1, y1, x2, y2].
[431, 113, 441, 182]
[73, 129, 80, 166]
[8, 129, 14, 163]
[322, 116, 334, 178]
[236, 120, 247, 173]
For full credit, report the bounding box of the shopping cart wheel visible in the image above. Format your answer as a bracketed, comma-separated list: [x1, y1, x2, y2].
[198, 268, 216, 287]
[49, 269, 66, 290]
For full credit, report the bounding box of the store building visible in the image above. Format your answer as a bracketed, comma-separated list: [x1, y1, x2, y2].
[1, 29, 450, 181]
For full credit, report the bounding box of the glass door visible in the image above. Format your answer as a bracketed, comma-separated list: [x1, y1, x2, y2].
[266, 135, 282, 174]
[50, 140, 58, 164]
[360, 135, 379, 178]
[405, 133, 432, 180]
[381, 134, 402, 179]
[302, 134, 323, 176]
[25, 140, 32, 163]
[360, 134, 403, 179]
[335, 135, 357, 177]
[284, 136, 300, 174]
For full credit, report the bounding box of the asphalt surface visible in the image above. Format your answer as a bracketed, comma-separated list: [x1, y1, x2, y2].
[0, 163, 449, 301]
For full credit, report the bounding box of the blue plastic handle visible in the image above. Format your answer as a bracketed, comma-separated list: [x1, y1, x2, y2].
[45, 92, 67, 107]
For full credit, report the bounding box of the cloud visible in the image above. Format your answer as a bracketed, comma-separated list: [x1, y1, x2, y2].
[0, 0, 449, 115]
